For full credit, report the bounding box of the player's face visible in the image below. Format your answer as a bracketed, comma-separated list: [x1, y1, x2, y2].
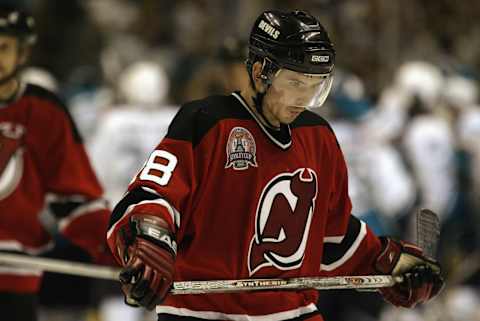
[0, 35, 21, 80]
[263, 69, 333, 125]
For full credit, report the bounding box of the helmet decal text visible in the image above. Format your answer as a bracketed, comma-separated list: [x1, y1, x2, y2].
[258, 20, 280, 39]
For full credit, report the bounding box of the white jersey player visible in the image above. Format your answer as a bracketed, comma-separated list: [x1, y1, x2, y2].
[327, 71, 415, 226]
[89, 106, 178, 205]
[364, 61, 457, 222]
[443, 74, 480, 209]
[89, 61, 178, 205]
[402, 115, 457, 220]
[333, 120, 416, 223]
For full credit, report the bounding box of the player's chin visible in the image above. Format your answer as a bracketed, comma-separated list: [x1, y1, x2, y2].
[280, 116, 298, 125]
[284, 110, 303, 122]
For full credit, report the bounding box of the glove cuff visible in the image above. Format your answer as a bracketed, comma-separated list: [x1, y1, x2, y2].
[375, 237, 402, 274]
[115, 214, 177, 266]
[130, 214, 177, 256]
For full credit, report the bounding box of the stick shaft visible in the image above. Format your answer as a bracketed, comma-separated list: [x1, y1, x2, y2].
[0, 253, 398, 293]
[171, 275, 397, 294]
[0, 252, 121, 280]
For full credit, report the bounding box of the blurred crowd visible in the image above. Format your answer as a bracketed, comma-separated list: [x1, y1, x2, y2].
[7, 0, 480, 320]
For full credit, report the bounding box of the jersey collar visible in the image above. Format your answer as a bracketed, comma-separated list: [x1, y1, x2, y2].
[232, 92, 292, 150]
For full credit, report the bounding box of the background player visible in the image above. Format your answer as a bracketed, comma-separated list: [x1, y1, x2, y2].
[0, 5, 114, 321]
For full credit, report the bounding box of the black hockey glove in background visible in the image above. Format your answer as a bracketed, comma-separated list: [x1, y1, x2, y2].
[375, 237, 444, 308]
[116, 214, 176, 310]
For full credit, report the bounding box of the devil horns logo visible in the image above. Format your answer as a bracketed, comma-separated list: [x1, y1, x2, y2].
[248, 168, 318, 275]
[0, 122, 24, 200]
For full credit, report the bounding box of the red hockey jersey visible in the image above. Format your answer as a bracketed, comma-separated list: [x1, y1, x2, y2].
[107, 92, 382, 320]
[0, 83, 110, 293]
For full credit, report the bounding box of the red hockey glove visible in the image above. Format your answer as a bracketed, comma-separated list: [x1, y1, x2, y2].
[375, 237, 444, 308]
[116, 214, 176, 310]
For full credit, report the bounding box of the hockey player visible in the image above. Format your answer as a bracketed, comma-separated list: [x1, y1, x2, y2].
[0, 5, 113, 321]
[89, 60, 178, 206]
[107, 10, 444, 320]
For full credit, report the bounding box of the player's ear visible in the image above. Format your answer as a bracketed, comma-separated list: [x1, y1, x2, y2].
[252, 61, 267, 93]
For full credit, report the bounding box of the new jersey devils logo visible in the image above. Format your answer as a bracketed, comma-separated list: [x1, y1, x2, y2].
[248, 168, 318, 275]
[0, 122, 25, 200]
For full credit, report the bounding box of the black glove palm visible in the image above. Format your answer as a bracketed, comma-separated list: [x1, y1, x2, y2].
[375, 237, 444, 308]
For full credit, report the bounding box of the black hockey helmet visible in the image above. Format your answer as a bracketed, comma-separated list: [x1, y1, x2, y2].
[0, 5, 36, 87]
[0, 5, 36, 45]
[247, 10, 335, 79]
[246, 10, 336, 111]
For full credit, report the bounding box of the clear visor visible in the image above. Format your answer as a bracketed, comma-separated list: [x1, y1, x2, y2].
[269, 68, 333, 109]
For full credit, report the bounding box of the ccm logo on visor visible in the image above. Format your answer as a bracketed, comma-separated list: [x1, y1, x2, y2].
[310, 55, 330, 63]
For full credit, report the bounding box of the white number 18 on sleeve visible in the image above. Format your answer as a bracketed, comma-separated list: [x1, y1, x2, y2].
[139, 150, 178, 186]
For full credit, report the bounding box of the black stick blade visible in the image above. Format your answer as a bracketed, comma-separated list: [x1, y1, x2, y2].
[416, 209, 440, 260]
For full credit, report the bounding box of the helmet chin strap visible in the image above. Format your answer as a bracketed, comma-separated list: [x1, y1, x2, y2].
[250, 60, 281, 129]
[252, 89, 282, 129]
[252, 90, 265, 116]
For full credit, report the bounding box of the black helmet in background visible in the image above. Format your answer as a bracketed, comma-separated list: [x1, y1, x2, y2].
[0, 5, 36, 46]
[0, 5, 36, 86]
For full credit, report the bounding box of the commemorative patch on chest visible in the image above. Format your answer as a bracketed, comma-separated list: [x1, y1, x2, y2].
[225, 127, 258, 170]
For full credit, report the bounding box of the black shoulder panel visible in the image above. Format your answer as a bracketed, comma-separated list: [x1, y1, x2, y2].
[166, 94, 250, 147]
[292, 110, 341, 149]
[291, 110, 331, 129]
[24, 84, 83, 143]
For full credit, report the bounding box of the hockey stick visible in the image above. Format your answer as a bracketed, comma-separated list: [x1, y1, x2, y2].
[170, 275, 400, 294]
[415, 208, 440, 260]
[0, 252, 399, 293]
[0, 252, 121, 280]
[0, 209, 439, 294]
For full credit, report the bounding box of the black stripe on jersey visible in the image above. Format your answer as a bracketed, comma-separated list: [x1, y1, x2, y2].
[166, 95, 251, 148]
[157, 310, 322, 321]
[322, 215, 362, 265]
[291, 109, 331, 129]
[24, 84, 83, 143]
[48, 200, 84, 219]
[157, 313, 203, 321]
[108, 187, 161, 229]
[292, 110, 341, 149]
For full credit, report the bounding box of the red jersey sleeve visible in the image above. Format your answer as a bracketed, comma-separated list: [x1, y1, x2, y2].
[30, 93, 110, 262]
[320, 138, 382, 276]
[106, 103, 200, 264]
